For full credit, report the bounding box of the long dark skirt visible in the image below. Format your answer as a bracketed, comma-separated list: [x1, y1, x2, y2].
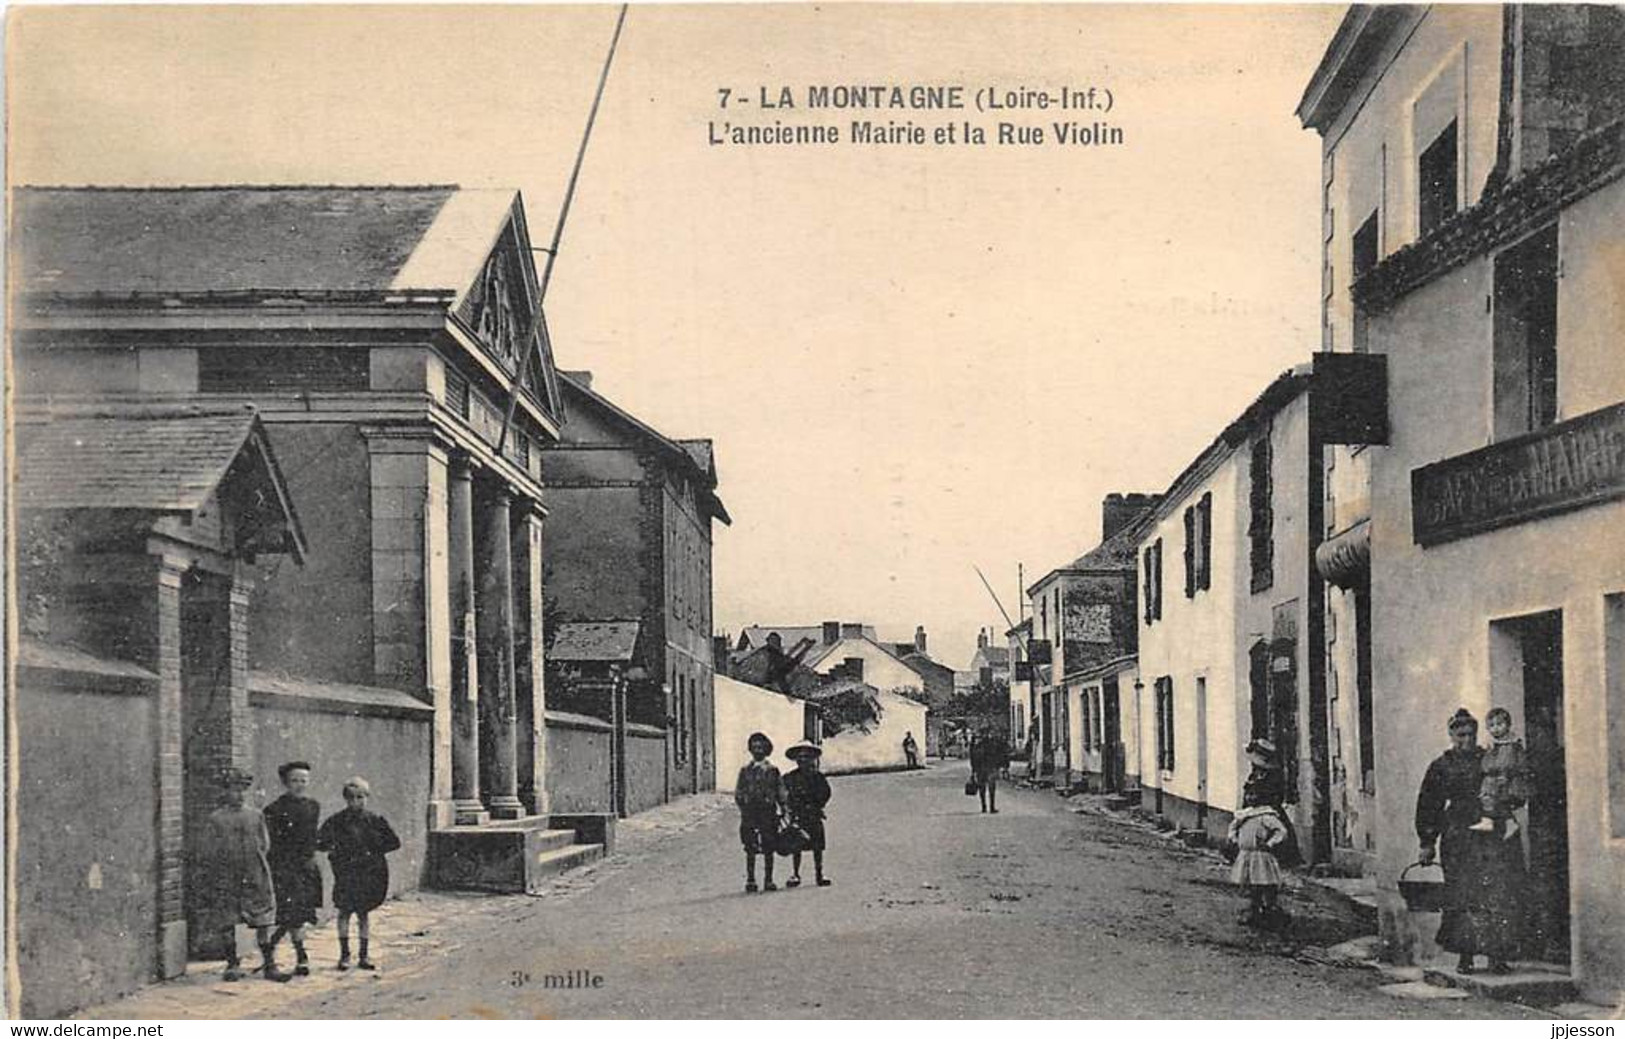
[271, 857, 322, 927]
[1437, 827, 1526, 958]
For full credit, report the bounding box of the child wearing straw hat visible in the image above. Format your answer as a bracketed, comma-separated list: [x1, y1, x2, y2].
[783, 741, 833, 888]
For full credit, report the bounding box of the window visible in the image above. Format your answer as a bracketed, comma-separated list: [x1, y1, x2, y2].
[1248, 432, 1274, 593]
[675, 674, 688, 763]
[1352, 210, 1380, 353]
[1184, 495, 1213, 597]
[1418, 120, 1459, 237]
[1183, 506, 1197, 599]
[1492, 225, 1559, 441]
[1143, 539, 1164, 625]
[1155, 677, 1176, 772]
[1197, 493, 1212, 591]
[1081, 691, 1092, 752]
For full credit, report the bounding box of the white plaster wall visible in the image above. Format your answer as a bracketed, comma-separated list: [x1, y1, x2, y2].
[713, 675, 805, 792]
[1323, 6, 1504, 355]
[1138, 459, 1241, 811]
[1367, 199, 1625, 999]
[820, 691, 929, 774]
[809, 637, 924, 698]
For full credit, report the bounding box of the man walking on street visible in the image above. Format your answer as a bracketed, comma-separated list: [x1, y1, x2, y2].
[970, 727, 1005, 814]
[902, 731, 920, 769]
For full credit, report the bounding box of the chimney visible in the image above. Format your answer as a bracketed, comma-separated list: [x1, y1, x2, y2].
[822, 621, 841, 645]
[840, 622, 864, 640]
[914, 625, 928, 655]
[977, 628, 989, 650]
[712, 635, 731, 672]
[1103, 492, 1160, 541]
[843, 657, 864, 682]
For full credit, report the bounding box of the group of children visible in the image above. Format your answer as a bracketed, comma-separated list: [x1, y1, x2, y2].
[204, 763, 401, 982]
[734, 733, 832, 893]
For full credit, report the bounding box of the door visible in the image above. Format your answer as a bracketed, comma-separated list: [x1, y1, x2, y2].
[1103, 675, 1122, 793]
[1040, 692, 1055, 776]
[1059, 690, 1072, 780]
[1519, 610, 1569, 962]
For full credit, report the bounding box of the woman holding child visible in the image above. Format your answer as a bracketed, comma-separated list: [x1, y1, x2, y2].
[1414, 707, 1529, 975]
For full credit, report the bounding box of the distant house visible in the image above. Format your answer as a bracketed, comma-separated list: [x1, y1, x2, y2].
[1025, 493, 1158, 787]
[541, 370, 730, 805]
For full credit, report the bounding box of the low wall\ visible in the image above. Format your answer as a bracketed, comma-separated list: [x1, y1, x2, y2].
[249, 671, 434, 900]
[545, 712, 615, 814]
[16, 655, 159, 1019]
[821, 690, 929, 775]
[714, 675, 807, 790]
[626, 724, 668, 815]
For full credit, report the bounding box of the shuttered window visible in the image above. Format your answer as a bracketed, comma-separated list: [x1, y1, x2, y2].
[1156, 676, 1176, 772]
[1248, 432, 1274, 593]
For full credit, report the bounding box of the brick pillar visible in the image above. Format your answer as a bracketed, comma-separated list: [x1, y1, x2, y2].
[152, 553, 189, 979]
[514, 503, 548, 815]
[449, 454, 488, 826]
[364, 428, 454, 828]
[476, 482, 524, 820]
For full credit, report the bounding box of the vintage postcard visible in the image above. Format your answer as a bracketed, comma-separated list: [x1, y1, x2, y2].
[5, 1, 1624, 1022]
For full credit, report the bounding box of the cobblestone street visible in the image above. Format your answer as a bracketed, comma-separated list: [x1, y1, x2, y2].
[84, 767, 1540, 1020]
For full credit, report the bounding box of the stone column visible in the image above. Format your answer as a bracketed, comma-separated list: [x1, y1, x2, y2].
[476, 482, 525, 820]
[513, 503, 549, 816]
[449, 455, 488, 826]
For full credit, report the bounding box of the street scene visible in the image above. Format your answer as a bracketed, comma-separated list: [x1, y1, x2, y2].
[80, 767, 1543, 1020]
[6, 0, 1625, 1023]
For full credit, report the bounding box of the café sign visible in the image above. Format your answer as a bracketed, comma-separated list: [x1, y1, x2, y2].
[1412, 401, 1625, 546]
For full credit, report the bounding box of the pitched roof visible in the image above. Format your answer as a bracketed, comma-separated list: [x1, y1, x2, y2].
[8, 185, 526, 297]
[549, 621, 642, 663]
[556, 372, 730, 525]
[738, 625, 875, 652]
[972, 645, 1012, 667]
[12, 402, 305, 559]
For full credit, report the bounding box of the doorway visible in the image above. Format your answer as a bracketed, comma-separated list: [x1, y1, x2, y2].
[1103, 675, 1122, 793]
[1494, 610, 1569, 963]
[180, 570, 233, 959]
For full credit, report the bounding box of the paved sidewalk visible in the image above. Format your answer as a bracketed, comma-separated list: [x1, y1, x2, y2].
[80, 793, 734, 1020]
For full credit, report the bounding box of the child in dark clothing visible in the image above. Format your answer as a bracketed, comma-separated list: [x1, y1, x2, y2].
[316, 776, 401, 971]
[263, 760, 321, 977]
[783, 741, 832, 888]
[1468, 707, 1528, 839]
[734, 732, 783, 893]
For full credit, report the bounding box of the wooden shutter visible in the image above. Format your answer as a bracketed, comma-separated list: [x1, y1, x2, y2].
[1183, 506, 1196, 598]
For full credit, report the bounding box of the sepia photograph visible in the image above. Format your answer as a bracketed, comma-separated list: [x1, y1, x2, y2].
[4, 0, 1624, 1023]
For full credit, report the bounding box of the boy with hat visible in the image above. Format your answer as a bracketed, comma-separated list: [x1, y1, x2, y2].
[200, 767, 289, 982]
[783, 741, 832, 888]
[734, 732, 783, 893]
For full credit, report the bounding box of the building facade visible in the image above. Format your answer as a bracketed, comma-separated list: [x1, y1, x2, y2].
[540, 370, 729, 804]
[1136, 362, 1383, 850]
[13, 184, 567, 895]
[1301, 3, 1625, 1000]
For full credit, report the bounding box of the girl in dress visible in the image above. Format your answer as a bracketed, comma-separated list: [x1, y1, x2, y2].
[1228, 787, 1291, 927]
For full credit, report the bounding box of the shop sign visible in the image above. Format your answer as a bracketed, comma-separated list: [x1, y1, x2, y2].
[1411, 402, 1625, 546]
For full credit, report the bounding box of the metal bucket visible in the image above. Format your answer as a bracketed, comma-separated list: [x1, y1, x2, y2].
[1398, 860, 1449, 912]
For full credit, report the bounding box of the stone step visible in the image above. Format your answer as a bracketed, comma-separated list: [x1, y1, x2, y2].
[1422, 958, 1577, 1005]
[532, 828, 581, 855]
[533, 842, 605, 881]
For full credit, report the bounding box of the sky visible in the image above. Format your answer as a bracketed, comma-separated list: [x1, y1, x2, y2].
[7, 3, 1346, 671]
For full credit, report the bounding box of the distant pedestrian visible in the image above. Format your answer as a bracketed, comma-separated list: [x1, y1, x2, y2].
[784, 741, 832, 888]
[199, 767, 290, 982]
[902, 731, 920, 769]
[734, 732, 784, 893]
[263, 760, 321, 977]
[316, 776, 401, 971]
[969, 727, 1006, 813]
[1228, 787, 1290, 927]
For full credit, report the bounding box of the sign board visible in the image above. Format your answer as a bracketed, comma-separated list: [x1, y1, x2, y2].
[1411, 401, 1625, 546]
